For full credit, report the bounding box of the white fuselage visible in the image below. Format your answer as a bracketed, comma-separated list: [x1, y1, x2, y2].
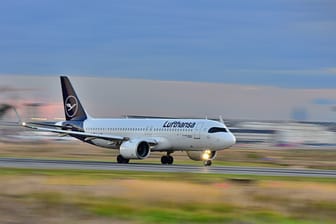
[83, 118, 236, 151]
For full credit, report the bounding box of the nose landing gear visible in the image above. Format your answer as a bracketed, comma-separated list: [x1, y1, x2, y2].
[202, 150, 213, 166]
[203, 160, 212, 166]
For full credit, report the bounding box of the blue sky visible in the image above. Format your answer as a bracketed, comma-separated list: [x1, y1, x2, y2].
[0, 0, 335, 88]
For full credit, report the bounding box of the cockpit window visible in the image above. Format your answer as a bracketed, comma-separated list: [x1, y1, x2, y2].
[208, 127, 227, 133]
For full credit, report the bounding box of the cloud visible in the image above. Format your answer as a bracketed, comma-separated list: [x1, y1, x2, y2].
[220, 67, 336, 76]
[325, 67, 336, 74]
[312, 98, 336, 105]
[221, 67, 336, 76]
[293, 20, 336, 36]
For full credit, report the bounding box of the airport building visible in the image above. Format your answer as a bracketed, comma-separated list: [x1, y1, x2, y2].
[230, 121, 336, 148]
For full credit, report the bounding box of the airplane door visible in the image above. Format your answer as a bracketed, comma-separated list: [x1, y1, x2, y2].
[193, 123, 203, 139]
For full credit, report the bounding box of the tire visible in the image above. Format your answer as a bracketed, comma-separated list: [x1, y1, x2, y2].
[204, 160, 212, 166]
[167, 156, 174, 165]
[161, 156, 168, 164]
[117, 155, 129, 164]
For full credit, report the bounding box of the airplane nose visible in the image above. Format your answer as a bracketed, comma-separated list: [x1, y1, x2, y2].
[229, 133, 236, 146]
[219, 133, 236, 148]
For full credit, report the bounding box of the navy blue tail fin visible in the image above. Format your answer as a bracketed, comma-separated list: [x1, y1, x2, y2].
[60, 76, 87, 121]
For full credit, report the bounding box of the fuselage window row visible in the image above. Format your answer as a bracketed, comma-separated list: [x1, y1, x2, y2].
[87, 127, 194, 134]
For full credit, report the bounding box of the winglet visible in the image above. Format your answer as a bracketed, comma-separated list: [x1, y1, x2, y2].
[11, 107, 25, 126]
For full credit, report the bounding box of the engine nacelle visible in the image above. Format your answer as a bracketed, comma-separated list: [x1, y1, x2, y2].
[186, 150, 217, 161]
[120, 139, 150, 159]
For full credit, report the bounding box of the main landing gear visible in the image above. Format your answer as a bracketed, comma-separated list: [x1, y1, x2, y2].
[161, 153, 174, 165]
[117, 155, 129, 164]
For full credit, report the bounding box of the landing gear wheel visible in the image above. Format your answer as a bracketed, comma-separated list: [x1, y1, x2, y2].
[161, 156, 168, 164]
[161, 155, 174, 165]
[117, 155, 129, 164]
[204, 160, 212, 166]
[167, 155, 174, 165]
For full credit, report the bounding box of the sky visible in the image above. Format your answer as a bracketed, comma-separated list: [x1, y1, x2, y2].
[0, 0, 335, 88]
[1, 1, 336, 122]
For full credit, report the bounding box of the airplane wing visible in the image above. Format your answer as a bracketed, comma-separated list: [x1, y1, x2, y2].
[0, 121, 20, 126]
[23, 122, 126, 142]
[28, 121, 64, 127]
[22, 122, 158, 145]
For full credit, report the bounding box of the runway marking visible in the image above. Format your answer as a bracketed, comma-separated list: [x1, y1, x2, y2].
[0, 157, 335, 178]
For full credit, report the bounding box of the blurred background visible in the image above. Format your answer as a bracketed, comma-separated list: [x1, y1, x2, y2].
[0, 1, 336, 223]
[1, 75, 336, 147]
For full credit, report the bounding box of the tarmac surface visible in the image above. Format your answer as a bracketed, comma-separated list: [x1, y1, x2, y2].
[0, 157, 336, 178]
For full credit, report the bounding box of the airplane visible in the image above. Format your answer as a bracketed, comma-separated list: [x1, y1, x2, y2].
[22, 76, 236, 166]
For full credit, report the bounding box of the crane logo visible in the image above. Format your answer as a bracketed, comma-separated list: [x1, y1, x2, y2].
[65, 95, 78, 118]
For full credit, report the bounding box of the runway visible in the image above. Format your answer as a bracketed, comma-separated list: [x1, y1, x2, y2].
[0, 157, 335, 178]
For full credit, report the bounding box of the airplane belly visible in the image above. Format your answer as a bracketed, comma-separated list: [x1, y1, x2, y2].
[90, 139, 118, 149]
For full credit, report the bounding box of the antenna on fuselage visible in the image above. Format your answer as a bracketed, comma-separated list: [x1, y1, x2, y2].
[219, 115, 225, 124]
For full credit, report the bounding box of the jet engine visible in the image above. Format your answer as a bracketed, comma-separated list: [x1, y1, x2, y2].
[186, 150, 217, 161]
[120, 140, 150, 159]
